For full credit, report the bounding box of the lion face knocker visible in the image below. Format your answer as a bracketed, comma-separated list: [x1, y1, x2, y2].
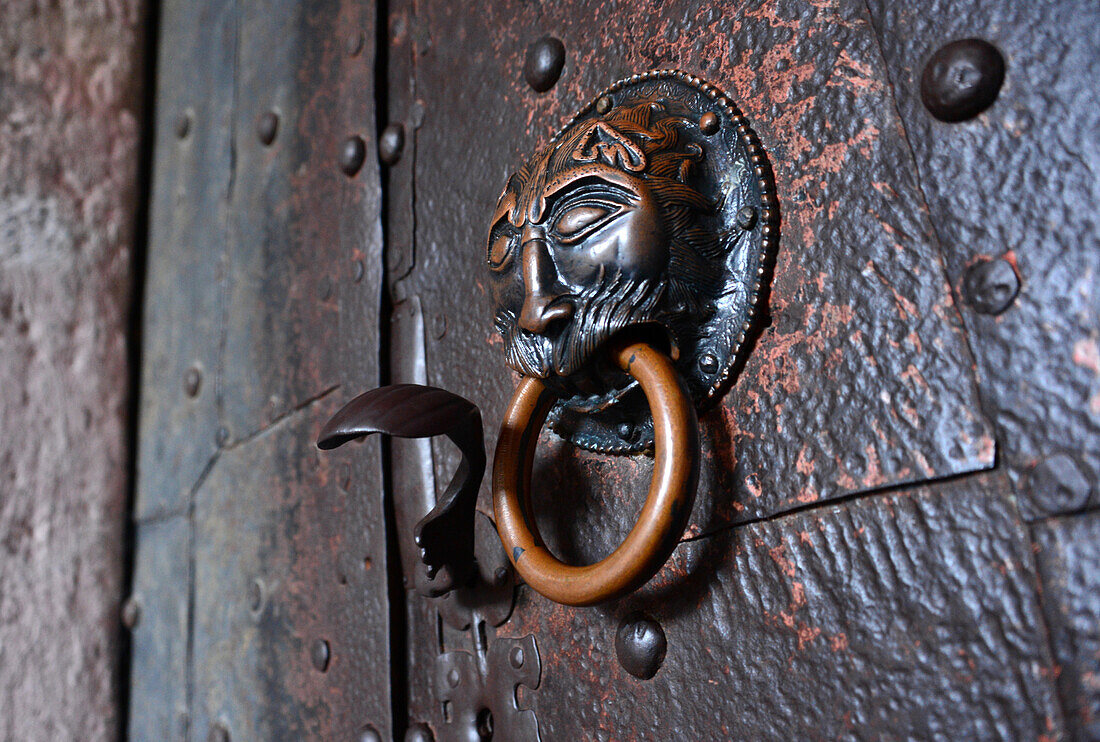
[488, 70, 777, 454]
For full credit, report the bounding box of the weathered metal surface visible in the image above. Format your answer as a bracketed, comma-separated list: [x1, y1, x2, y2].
[0, 1, 144, 738]
[507, 474, 1065, 739]
[1033, 511, 1100, 740]
[189, 407, 390, 740]
[129, 518, 191, 740]
[393, 0, 995, 559]
[864, 0, 1100, 520]
[132, 0, 391, 738]
[130, 0, 239, 728]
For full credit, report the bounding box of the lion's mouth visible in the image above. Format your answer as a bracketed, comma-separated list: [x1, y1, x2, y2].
[504, 314, 677, 414]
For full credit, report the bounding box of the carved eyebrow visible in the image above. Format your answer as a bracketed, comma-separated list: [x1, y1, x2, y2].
[541, 175, 635, 218]
[490, 190, 519, 231]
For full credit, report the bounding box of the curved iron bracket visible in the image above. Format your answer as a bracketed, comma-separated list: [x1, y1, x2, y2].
[317, 384, 485, 597]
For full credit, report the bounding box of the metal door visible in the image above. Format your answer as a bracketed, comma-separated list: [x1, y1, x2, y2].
[130, 1, 1100, 740]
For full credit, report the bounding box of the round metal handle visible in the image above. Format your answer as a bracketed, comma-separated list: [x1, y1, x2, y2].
[492, 340, 700, 606]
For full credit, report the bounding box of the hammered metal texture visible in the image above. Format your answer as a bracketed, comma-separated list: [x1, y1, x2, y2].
[865, 0, 1100, 518]
[132, 0, 391, 738]
[1033, 512, 1100, 740]
[508, 475, 1064, 739]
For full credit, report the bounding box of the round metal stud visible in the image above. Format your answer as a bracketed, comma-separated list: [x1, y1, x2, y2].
[736, 205, 757, 230]
[1026, 453, 1093, 516]
[340, 135, 367, 177]
[184, 366, 202, 398]
[962, 257, 1019, 315]
[379, 123, 406, 166]
[311, 639, 331, 672]
[699, 111, 720, 135]
[509, 646, 525, 669]
[248, 579, 263, 613]
[175, 111, 192, 139]
[358, 727, 383, 742]
[256, 111, 279, 146]
[404, 724, 434, 742]
[921, 38, 1005, 122]
[346, 32, 365, 57]
[595, 95, 612, 114]
[615, 612, 667, 679]
[523, 36, 566, 92]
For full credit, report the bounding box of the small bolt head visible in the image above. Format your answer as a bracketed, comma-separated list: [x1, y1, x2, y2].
[921, 38, 1005, 122]
[1026, 453, 1093, 517]
[353, 259, 365, 283]
[346, 32, 365, 57]
[446, 668, 460, 688]
[358, 728, 382, 742]
[595, 96, 612, 115]
[699, 353, 719, 374]
[248, 579, 263, 613]
[121, 596, 141, 630]
[404, 723, 434, 742]
[175, 111, 192, 139]
[699, 111, 720, 135]
[378, 123, 406, 166]
[340, 135, 367, 176]
[615, 612, 667, 679]
[256, 111, 279, 146]
[962, 257, 1019, 315]
[736, 205, 758, 230]
[523, 36, 566, 92]
[184, 366, 202, 397]
[311, 639, 331, 672]
[509, 646, 525, 669]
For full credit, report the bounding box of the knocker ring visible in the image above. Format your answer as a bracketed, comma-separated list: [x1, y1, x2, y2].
[493, 338, 700, 606]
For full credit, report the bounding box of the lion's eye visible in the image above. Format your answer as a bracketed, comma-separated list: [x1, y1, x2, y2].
[487, 230, 516, 270]
[554, 204, 614, 238]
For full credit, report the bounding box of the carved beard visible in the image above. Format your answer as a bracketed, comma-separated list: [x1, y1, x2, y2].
[496, 272, 666, 387]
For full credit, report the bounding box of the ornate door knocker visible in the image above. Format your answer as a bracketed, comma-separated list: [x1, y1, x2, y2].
[319, 70, 776, 607]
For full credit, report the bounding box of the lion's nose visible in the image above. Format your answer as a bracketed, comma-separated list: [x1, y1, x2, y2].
[519, 235, 573, 334]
